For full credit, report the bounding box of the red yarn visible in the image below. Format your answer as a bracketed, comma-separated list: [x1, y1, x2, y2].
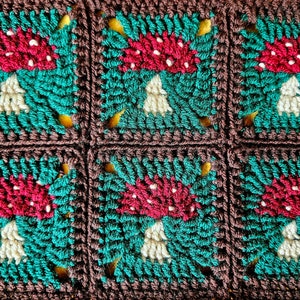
[256, 175, 300, 219]
[256, 36, 300, 73]
[0, 174, 56, 220]
[119, 31, 200, 74]
[117, 175, 200, 221]
[0, 28, 58, 72]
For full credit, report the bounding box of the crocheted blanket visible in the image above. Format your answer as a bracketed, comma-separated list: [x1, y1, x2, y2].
[0, 0, 299, 299]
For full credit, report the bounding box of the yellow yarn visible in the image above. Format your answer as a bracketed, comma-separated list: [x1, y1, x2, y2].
[105, 163, 116, 173]
[58, 15, 71, 29]
[197, 19, 211, 36]
[108, 109, 125, 128]
[58, 114, 73, 128]
[201, 162, 211, 177]
[244, 111, 258, 126]
[108, 18, 126, 36]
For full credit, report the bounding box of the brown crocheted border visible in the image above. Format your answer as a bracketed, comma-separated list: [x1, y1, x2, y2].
[0, 146, 88, 299]
[0, 0, 90, 147]
[88, 0, 228, 146]
[88, 145, 229, 299]
[228, 146, 300, 299]
[228, 0, 300, 145]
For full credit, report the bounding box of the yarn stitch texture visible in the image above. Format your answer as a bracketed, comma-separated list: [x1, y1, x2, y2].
[0, 8, 78, 135]
[101, 12, 218, 135]
[0, 155, 76, 289]
[2, 0, 300, 299]
[98, 156, 218, 283]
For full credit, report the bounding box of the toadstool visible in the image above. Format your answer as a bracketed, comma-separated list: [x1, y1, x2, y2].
[0, 174, 57, 265]
[118, 31, 200, 117]
[0, 28, 58, 115]
[256, 36, 300, 117]
[256, 174, 300, 262]
[117, 175, 200, 264]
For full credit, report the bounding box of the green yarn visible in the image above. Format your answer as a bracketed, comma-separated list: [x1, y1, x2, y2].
[0, 156, 76, 289]
[240, 17, 300, 133]
[98, 156, 218, 282]
[241, 156, 300, 280]
[0, 9, 78, 134]
[101, 12, 218, 134]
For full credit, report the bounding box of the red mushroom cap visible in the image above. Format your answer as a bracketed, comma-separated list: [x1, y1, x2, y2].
[0, 174, 57, 219]
[119, 31, 200, 74]
[256, 36, 300, 73]
[256, 174, 300, 219]
[117, 175, 200, 221]
[0, 28, 59, 72]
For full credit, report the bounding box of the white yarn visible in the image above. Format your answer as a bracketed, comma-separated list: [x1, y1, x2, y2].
[0, 74, 29, 115]
[143, 74, 173, 117]
[0, 220, 27, 265]
[140, 220, 171, 264]
[277, 75, 300, 117]
[277, 220, 300, 262]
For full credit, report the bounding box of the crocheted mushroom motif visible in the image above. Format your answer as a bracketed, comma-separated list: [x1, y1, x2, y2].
[117, 175, 200, 264]
[118, 32, 200, 116]
[256, 37, 300, 117]
[256, 175, 300, 262]
[0, 174, 56, 265]
[0, 28, 58, 115]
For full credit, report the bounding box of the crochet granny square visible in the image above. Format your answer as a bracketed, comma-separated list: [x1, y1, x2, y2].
[92, 5, 227, 145]
[0, 148, 87, 298]
[89, 147, 228, 298]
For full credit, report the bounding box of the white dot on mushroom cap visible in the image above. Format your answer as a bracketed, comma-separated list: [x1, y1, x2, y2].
[289, 60, 295, 65]
[285, 42, 293, 47]
[271, 51, 276, 56]
[13, 186, 20, 190]
[132, 194, 137, 198]
[261, 201, 266, 207]
[130, 206, 135, 211]
[297, 55, 300, 59]
[292, 186, 299, 191]
[5, 52, 13, 57]
[286, 206, 292, 211]
[135, 50, 140, 54]
[168, 206, 175, 211]
[7, 203, 12, 208]
[153, 50, 160, 55]
[150, 184, 157, 190]
[6, 30, 14, 36]
[178, 42, 183, 48]
[172, 188, 177, 193]
[147, 199, 152, 204]
[46, 55, 52, 61]
[36, 180, 42, 185]
[28, 60, 34, 67]
[184, 62, 189, 69]
[130, 63, 135, 69]
[190, 206, 195, 212]
[29, 39, 38, 46]
[30, 201, 34, 206]
[259, 63, 265, 69]
[46, 205, 51, 213]
[166, 59, 173, 67]
[156, 37, 163, 43]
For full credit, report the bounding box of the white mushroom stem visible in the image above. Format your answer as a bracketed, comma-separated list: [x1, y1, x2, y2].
[140, 220, 171, 264]
[277, 220, 300, 262]
[0, 220, 27, 265]
[277, 75, 300, 117]
[0, 74, 29, 115]
[143, 74, 173, 117]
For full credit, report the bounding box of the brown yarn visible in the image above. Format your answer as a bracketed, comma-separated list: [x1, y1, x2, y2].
[0, 0, 299, 299]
